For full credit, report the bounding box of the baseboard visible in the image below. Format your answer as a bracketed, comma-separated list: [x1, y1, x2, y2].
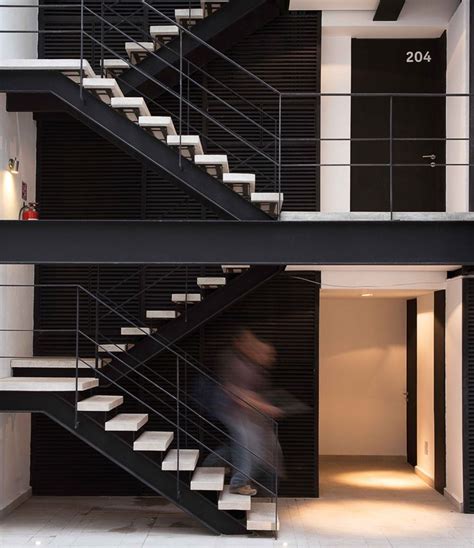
[444, 488, 464, 512]
[415, 466, 434, 488]
[320, 455, 406, 463]
[0, 487, 32, 519]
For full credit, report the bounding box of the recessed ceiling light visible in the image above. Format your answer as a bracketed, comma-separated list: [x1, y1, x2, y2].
[361, 293, 373, 297]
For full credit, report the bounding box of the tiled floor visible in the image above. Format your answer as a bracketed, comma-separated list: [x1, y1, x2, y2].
[0, 458, 473, 547]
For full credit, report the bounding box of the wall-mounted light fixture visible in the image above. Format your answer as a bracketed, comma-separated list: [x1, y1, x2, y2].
[361, 293, 374, 297]
[8, 157, 19, 174]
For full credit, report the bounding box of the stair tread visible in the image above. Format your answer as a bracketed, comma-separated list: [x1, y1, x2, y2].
[221, 265, 250, 273]
[247, 502, 279, 531]
[125, 42, 154, 52]
[251, 192, 284, 202]
[223, 173, 256, 183]
[111, 97, 151, 118]
[0, 377, 99, 392]
[162, 449, 200, 471]
[0, 59, 96, 78]
[82, 77, 123, 98]
[98, 344, 132, 353]
[191, 467, 225, 491]
[149, 25, 179, 37]
[175, 8, 205, 19]
[121, 327, 153, 336]
[103, 59, 129, 68]
[167, 135, 204, 155]
[134, 431, 174, 451]
[146, 310, 180, 319]
[171, 293, 202, 302]
[105, 413, 148, 432]
[197, 277, 226, 288]
[218, 485, 252, 511]
[11, 357, 103, 369]
[78, 395, 124, 412]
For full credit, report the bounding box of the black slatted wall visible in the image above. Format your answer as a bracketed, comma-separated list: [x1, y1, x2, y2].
[31, 3, 321, 498]
[463, 279, 474, 512]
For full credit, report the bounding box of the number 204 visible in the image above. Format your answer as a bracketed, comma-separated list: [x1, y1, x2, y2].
[406, 51, 432, 63]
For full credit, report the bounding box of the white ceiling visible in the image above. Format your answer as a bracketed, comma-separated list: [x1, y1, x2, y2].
[321, 288, 434, 299]
[290, 0, 378, 9]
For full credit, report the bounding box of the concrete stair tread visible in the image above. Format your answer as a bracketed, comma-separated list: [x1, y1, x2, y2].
[190, 467, 225, 491]
[218, 485, 252, 511]
[0, 377, 99, 392]
[197, 277, 226, 288]
[103, 59, 129, 78]
[121, 327, 153, 336]
[195, 154, 230, 175]
[82, 77, 124, 101]
[171, 293, 202, 304]
[0, 59, 96, 78]
[167, 135, 204, 156]
[98, 344, 133, 353]
[146, 310, 180, 319]
[105, 413, 148, 432]
[247, 502, 279, 531]
[223, 173, 256, 197]
[77, 395, 124, 412]
[175, 8, 205, 22]
[125, 42, 154, 52]
[162, 449, 199, 471]
[139, 116, 176, 139]
[10, 357, 103, 369]
[251, 192, 284, 216]
[111, 97, 151, 119]
[149, 25, 179, 38]
[134, 431, 174, 452]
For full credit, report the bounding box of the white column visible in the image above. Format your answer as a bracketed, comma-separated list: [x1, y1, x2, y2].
[445, 277, 464, 510]
[0, 0, 37, 515]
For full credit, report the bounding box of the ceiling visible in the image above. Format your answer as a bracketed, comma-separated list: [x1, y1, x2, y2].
[321, 288, 435, 299]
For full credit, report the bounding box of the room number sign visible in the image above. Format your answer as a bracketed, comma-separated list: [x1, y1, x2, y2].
[406, 51, 432, 63]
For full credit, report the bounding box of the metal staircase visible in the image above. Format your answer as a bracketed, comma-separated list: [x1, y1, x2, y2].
[2, 282, 281, 535]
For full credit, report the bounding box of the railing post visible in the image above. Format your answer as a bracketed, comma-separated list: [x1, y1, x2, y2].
[80, 0, 84, 102]
[389, 95, 393, 220]
[176, 355, 181, 499]
[179, 27, 183, 169]
[274, 420, 279, 540]
[278, 93, 282, 220]
[95, 267, 100, 370]
[74, 286, 80, 429]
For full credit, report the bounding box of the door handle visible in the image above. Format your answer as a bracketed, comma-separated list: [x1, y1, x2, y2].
[422, 154, 436, 160]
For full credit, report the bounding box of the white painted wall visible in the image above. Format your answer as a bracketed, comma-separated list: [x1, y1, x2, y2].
[416, 293, 435, 482]
[320, 298, 407, 455]
[446, 0, 470, 212]
[0, 0, 38, 514]
[445, 277, 464, 508]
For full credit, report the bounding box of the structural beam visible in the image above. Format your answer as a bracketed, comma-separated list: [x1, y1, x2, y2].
[1, 220, 474, 265]
[373, 0, 406, 21]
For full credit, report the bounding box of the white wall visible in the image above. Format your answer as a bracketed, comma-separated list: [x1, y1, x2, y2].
[0, 0, 38, 514]
[320, 298, 407, 455]
[445, 278, 464, 508]
[416, 293, 435, 482]
[446, 0, 470, 212]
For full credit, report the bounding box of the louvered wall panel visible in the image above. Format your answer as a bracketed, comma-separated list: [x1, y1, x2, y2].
[464, 279, 474, 512]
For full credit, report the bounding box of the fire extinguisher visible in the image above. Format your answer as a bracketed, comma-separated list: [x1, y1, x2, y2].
[19, 202, 39, 221]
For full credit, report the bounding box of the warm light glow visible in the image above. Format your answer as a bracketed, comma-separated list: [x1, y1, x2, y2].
[361, 293, 374, 297]
[333, 469, 425, 490]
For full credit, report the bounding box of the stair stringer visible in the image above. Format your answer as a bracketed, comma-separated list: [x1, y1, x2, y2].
[0, 391, 247, 535]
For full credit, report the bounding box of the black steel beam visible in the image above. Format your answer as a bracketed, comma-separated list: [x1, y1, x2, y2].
[0, 71, 269, 221]
[1, 220, 474, 265]
[0, 392, 246, 535]
[373, 0, 406, 21]
[119, 0, 284, 99]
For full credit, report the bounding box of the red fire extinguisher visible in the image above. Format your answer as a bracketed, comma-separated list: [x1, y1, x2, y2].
[19, 202, 39, 221]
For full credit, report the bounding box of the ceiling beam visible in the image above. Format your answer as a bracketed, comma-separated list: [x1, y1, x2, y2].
[373, 0, 406, 21]
[1, 220, 474, 265]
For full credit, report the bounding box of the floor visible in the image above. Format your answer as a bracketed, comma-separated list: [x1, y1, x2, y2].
[0, 459, 473, 547]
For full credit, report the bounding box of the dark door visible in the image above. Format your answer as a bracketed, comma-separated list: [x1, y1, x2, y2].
[406, 299, 417, 467]
[351, 37, 446, 212]
[434, 290, 446, 494]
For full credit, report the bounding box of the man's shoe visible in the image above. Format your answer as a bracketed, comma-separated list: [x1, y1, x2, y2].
[229, 484, 257, 496]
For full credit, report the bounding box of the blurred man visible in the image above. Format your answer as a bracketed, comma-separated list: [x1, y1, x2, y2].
[217, 329, 283, 496]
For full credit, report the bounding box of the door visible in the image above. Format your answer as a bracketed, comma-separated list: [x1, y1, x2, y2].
[351, 37, 446, 212]
[406, 299, 417, 467]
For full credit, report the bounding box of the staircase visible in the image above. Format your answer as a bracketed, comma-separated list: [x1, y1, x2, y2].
[0, 0, 285, 220]
[0, 383, 279, 534]
[0, 0, 287, 536]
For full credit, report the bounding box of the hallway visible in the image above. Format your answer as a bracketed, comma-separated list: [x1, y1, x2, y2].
[1, 459, 473, 547]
